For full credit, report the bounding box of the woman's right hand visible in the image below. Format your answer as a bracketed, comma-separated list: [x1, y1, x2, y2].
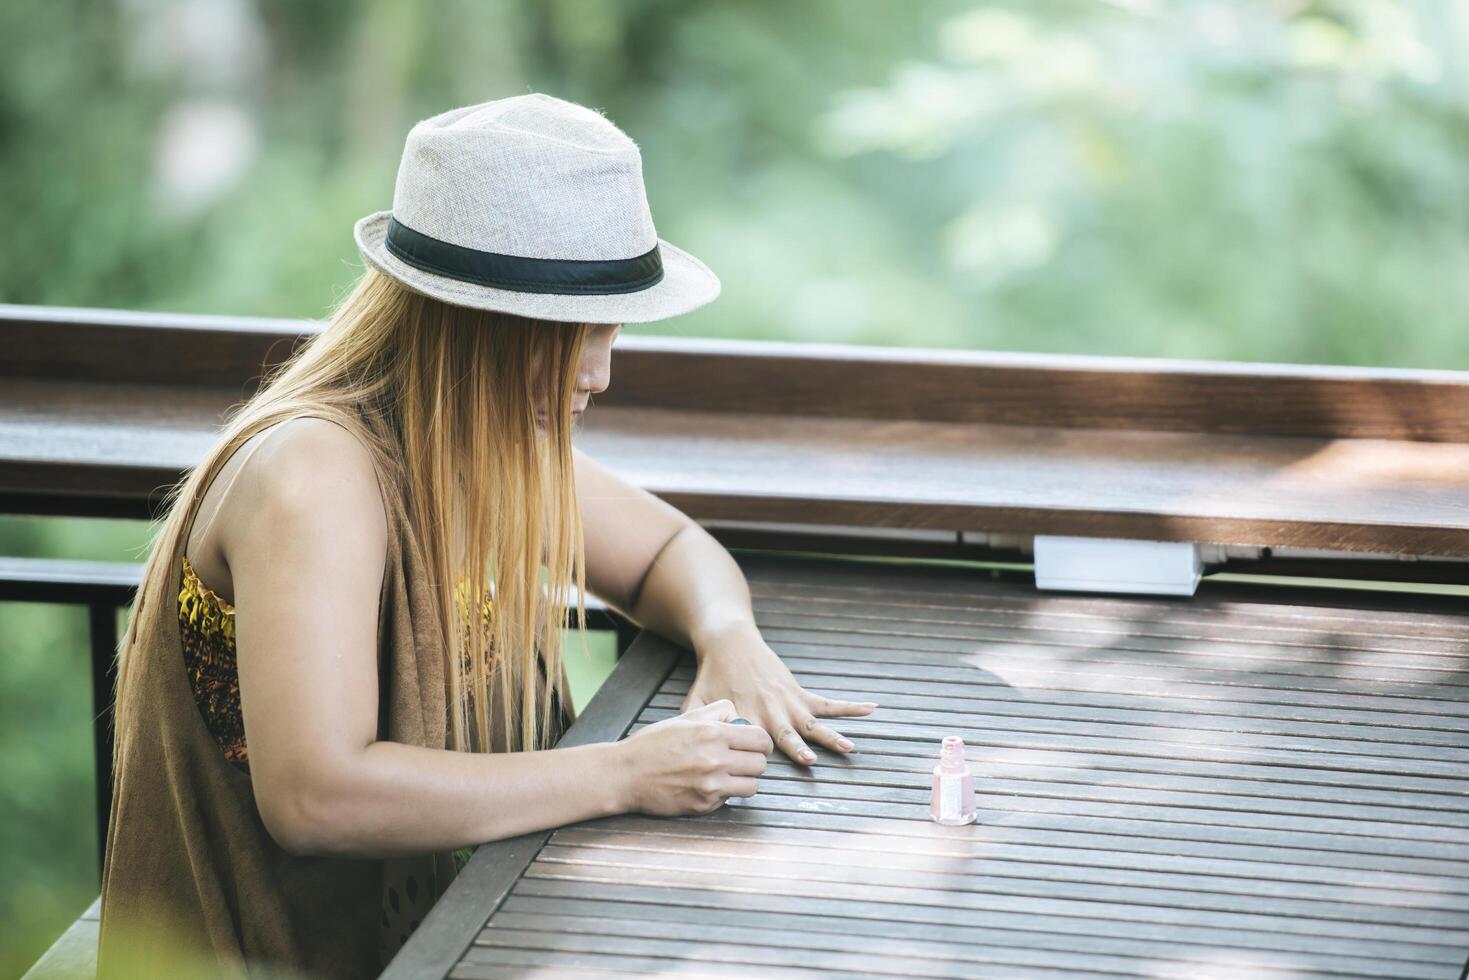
[618, 699, 774, 817]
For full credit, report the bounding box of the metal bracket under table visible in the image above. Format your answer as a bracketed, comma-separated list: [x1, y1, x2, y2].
[385, 554, 1469, 980]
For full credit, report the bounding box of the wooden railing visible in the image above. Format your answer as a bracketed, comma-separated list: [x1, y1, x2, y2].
[5, 303, 1469, 556]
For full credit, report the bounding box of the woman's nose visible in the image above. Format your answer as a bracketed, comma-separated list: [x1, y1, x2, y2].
[579, 361, 611, 393]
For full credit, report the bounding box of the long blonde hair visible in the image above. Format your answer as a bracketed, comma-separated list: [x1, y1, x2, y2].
[115, 267, 589, 758]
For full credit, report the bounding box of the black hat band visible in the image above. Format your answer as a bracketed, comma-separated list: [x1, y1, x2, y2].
[383, 216, 665, 295]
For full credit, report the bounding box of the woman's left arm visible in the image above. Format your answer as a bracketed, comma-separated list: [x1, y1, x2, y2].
[574, 448, 878, 766]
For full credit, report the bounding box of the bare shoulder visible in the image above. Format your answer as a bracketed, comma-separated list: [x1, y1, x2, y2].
[225, 416, 389, 567]
[247, 416, 381, 496]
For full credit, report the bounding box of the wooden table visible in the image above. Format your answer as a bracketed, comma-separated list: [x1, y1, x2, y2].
[384, 555, 1469, 980]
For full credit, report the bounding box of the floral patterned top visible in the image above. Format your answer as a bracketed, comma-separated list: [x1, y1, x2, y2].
[177, 555, 250, 771]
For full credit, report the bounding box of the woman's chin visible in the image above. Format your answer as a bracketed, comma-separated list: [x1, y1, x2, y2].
[533, 411, 582, 437]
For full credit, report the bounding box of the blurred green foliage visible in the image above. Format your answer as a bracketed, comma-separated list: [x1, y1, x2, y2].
[0, 518, 152, 978]
[6, 0, 1469, 972]
[3, 0, 1467, 364]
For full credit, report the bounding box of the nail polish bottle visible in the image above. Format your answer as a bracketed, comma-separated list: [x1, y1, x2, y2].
[930, 735, 977, 826]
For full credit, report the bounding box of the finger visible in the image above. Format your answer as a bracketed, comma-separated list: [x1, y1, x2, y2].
[722, 776, 759, 799]
[773, 723, 817, 766]
[724, 723, 776, 756]
[726, 747, 770, 777]
[685, 698, 736, 721]
[796, 712, 855, 754]
[806, 692, 880, 717]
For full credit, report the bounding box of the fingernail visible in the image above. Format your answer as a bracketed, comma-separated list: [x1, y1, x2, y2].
[800, 750, 816, 762]
[861, 702, 879, 709]
[837, 738, 854, 750]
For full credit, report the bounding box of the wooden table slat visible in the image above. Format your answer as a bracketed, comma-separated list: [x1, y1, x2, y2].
[640, 710, 1469, 781]
[743, 575, 1469, 635]
[741, 761, 1469, 824]
[635, 719, 1469, 793]
[737, 770, 1469, 834]
[691, 666, 1469, 720]
[483, 912, 1273, 980]
[562, 818, 1469, 894]
[687, 794, 1469, 863]
[594, 803, 1469, 881]
[472, 927, 992, 979]
[455, 942, 888, 980]
[753, 624, 1469, 681]
[661, 673, 1469, 732]
[650, 689, 1469, 747]
[731, 659, 1469, 713]
[531, 843, 1466, 928]
[545, 828, 1469, 902]
[750, 749, 1469, 801]
[759, 584, 1469, 637]
[739, 556, 1469, 611]
[748, 599, 1469, 656]
[733, 649, 1469, 700]
[742, 598, 1469, 651]
[509, 877, 1463, 969]
[487, 904, 1440, 980]
[499, 893, 1459, 971]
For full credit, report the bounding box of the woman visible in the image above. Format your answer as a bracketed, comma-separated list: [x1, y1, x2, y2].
[97, 93, 878, 980]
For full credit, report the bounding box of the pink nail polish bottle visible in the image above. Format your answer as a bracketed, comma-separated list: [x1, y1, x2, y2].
[930, 735, 977, 826]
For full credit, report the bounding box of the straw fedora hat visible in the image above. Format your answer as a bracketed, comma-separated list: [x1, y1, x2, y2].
[354, 93, 720, 324]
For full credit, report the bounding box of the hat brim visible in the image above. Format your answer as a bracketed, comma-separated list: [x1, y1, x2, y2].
[353, 211, 720, 324]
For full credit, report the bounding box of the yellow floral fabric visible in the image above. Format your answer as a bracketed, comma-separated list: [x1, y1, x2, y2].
[178, 555, 248, 772]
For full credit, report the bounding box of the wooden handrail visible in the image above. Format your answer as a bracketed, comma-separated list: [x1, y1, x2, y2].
[4, 303, 1469, 557]
[6, 303, 1468, 440]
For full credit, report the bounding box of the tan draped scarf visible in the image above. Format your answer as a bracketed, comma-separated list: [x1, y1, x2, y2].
[98, 412, 572, 979]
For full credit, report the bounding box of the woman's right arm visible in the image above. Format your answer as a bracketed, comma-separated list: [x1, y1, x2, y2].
[225, 419, 770, 858]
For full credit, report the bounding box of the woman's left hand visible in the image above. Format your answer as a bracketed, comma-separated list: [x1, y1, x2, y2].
[681, 628, 879, 766]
